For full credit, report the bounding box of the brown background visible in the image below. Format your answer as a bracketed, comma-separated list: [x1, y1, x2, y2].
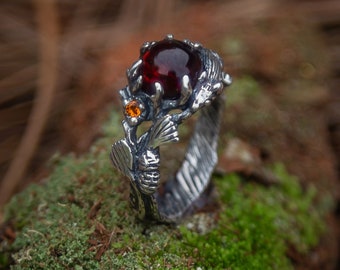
[0, 0, 339, 268]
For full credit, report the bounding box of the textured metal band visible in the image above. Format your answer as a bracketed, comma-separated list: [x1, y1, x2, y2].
[147, 97, 223, 222]
[110, 35, 231, 223]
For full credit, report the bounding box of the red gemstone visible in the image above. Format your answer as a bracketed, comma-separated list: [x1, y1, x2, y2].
[141, 39, 202, 100]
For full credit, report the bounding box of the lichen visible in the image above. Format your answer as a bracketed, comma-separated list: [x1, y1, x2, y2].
[0, 111, 332, 270]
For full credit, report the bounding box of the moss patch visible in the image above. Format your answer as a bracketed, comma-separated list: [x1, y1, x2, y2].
[0, 112, 332, 269]
[180, 165, 330, 269]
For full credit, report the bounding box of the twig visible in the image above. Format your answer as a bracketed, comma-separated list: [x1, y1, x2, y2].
[0, 0, 59, 210]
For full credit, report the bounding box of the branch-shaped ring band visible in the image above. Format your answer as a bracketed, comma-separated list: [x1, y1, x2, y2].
[111, 35, 231, 223]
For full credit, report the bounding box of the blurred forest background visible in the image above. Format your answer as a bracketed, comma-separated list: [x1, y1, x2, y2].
[0, 0, 340, 268]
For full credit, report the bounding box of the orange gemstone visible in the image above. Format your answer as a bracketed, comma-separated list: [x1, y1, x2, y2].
[125, 100, 141, 117]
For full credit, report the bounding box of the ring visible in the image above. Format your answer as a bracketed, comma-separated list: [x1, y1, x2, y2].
[111, 34, 231, 223]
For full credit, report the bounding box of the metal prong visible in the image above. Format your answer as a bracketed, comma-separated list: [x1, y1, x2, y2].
[179, 75, 193, 105]
[154, 82, 164, 98]
[194, 42, 202, 49]
[183, 39, 194, 47]
[131, 75, 143, 93]
[120, 87, 132, 105]
[127, 59, 142, 79]
[127, 117, 138, 126]
[213, 82, 223, 92]
[151, 82, 164, 109]
[127, 60, 143, 93]
[222, 72, 232, 86]
[165, 34, 174, 40]
[139, 102, 145, 110]
[140, 42, 151, 55]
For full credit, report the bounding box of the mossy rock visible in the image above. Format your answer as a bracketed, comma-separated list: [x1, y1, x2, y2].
[0, 111, 333, 270]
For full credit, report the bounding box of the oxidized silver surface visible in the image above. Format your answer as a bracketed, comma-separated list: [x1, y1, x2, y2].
[111, 34, 232, 223]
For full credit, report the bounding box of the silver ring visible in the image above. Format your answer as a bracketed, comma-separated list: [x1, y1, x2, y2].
[111, 34, 232, 223]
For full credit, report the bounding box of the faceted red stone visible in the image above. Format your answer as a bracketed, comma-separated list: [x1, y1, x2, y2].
[141, 39, 202, 100]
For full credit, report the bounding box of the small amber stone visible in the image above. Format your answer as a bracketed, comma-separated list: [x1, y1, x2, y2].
[125, 100, 141, 117]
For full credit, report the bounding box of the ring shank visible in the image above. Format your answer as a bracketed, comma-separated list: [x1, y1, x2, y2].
[137, 97, 223, 223]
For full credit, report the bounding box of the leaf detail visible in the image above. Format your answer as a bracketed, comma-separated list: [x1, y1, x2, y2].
[148, 115, 179, 148]
[110, 139, 133, 177]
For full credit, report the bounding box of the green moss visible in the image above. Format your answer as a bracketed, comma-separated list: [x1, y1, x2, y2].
[179, 164, 329, 269]
[0, 111, 332, 269]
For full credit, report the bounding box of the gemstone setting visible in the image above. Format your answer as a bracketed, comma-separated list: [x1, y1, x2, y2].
[141, 39, 202, 100]
[125, 100, 142, 118]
